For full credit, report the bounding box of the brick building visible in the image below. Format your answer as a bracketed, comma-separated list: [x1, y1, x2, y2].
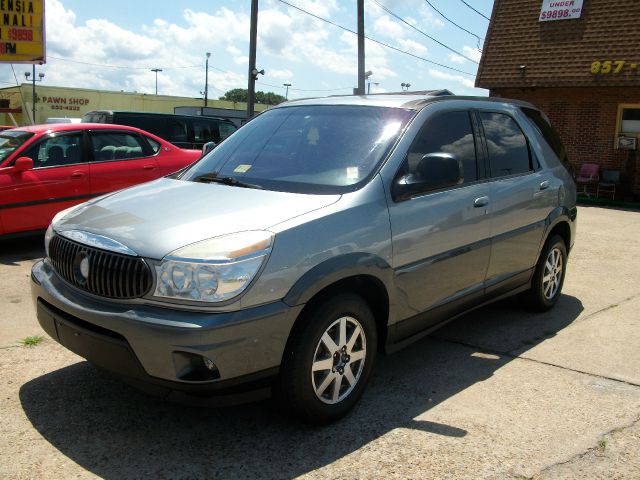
[476, 0, 640, 199]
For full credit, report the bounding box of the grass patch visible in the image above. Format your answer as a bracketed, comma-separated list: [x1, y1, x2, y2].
[597, 439, 607, 452]
[20, 335, 43, 347]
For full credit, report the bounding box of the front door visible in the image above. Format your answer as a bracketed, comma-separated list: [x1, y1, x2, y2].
[387, 110, 491, 338]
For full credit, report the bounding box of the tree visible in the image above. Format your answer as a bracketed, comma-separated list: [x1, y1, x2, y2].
[220, 88, 286, 105]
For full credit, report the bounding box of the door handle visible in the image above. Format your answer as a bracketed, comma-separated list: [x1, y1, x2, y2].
[70, 171, 85, 178]
[539, 180, 550, 190]
[474, 196, 489, 208]
[143, 164, 158, 170]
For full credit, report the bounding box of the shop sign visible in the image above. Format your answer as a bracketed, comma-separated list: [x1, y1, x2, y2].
[40, 96, 90, 112]
[539, 0, 583, 22]
[0, 0, 45, 63]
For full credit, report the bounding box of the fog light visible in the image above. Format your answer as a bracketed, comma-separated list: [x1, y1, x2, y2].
[203, 356, 216, 371]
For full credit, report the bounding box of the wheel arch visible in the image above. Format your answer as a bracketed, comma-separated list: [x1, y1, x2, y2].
[283, 253, 392, 353]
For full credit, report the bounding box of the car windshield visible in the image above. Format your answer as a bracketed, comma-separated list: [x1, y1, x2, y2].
[181, 105, 415, 194]
[0, 131, 34, 164]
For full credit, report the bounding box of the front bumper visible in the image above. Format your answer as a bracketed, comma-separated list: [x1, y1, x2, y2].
[31, 259, 302, 402]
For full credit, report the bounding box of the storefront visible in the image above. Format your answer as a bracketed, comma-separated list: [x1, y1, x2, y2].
[476, 0, 640, 199]
[0, 84, 263, 127]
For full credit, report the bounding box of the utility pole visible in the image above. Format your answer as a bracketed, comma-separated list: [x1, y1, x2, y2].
[247, 0, 259, 117]
[357, 0, 365, 95]
[283, 83, 291, 100]
[204, 52, 211, 106]
[151, 68, 162, 95]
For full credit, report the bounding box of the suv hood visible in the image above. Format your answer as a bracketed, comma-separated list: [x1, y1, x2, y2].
[55, 178, 340, 259]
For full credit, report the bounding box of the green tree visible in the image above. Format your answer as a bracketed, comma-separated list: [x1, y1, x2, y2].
[220, 88, 286, 105]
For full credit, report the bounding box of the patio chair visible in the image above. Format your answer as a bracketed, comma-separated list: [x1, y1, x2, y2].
[575, 163, 599, 197]
[597, 170, 621, 199]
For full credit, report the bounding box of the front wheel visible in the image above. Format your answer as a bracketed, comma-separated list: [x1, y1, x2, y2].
[519, 234, 567, 311]
[276, 293, 377, 424]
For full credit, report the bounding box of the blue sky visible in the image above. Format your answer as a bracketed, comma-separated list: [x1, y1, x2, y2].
[1, 0, 495, 100]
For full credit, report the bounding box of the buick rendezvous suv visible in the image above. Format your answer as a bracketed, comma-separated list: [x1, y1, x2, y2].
[31, 94, 577, 423]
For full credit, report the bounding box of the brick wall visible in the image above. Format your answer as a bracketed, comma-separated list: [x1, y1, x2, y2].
[492, 87, 640, 198]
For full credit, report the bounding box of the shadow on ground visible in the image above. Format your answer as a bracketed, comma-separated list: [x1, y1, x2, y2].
[20, 295, 583, 479]
[0, 234, 45, 265]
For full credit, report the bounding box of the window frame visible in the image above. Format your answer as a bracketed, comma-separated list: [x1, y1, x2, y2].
[615, 103, 640, 149]
[475, 109, 537, 180]
[86, 129, 156, 164]
[23, 131, 87, 170]
[392, 108, 484, 199]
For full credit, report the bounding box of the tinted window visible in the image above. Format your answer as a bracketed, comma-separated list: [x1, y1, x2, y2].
[89, 132, 148, 161]
[183, 105, 414, 194]
[521, 107, 568, 165]
[219, 122, 236, 141]
[144, 136, 161, 153]
[23, 133, 84, 168]
[405, 110, 477, 183]
[481, 112, 531, 177]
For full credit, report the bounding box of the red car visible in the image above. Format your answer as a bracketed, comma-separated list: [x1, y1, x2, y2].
[0, 123, 202, 237]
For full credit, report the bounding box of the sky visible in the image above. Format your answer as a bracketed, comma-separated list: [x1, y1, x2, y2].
[0, 0, 495, 101]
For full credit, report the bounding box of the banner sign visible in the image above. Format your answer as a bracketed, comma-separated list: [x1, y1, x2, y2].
[0, 0, 46, 63]
[539, 0, 584, 22]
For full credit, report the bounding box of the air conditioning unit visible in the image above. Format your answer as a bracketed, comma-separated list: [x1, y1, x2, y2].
[617, 136, 637, 150]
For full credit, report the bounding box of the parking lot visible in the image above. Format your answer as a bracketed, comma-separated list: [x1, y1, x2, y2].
[1, 205, 639, 479]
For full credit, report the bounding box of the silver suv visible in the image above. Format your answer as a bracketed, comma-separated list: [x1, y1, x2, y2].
[31, 94, 576, 423]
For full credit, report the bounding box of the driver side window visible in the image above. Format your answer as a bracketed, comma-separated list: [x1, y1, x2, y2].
[402, 110, 478, 183]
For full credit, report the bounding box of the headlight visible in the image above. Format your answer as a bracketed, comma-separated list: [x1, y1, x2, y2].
[45, 206, 80, 257]
[153, 231, 274, 303]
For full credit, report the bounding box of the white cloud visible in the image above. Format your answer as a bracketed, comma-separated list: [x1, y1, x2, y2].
[428, 69, 476, 89]
[267, 69, 294, 80]
[448, 53, 466, 64]
[398, 39, 428, 57]
[234, 56, 249, 65]
[463, 46, 482, 63]
[373, 15, 406, 38]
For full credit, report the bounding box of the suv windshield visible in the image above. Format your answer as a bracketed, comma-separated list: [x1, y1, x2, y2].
[0, 131, 34, 164]
[181, 105, 415, 194]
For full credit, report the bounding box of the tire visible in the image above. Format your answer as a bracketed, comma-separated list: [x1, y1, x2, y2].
[276, 293, 377, 424]
[519, 234, 567, 311]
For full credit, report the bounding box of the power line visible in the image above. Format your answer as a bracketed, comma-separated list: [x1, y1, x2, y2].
[459, 0, 490, 21]
[424, 0, 483, 42]
[47, 56, 201, 70]
[278, 0, 476, 76]
[372, 0, 478, 64]
[257, 80, 352, 92]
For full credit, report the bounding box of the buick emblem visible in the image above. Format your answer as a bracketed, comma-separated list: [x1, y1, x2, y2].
[73, 251, 91, 284]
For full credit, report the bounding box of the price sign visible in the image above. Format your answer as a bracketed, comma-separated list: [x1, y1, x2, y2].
[539, 0, 584, 22]
[0, 0, 46, 63]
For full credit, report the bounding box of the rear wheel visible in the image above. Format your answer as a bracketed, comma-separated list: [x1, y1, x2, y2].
[519, 234, 567, 311]
[277, 293, 377, 424]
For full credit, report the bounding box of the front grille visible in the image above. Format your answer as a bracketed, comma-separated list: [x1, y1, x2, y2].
[49, 234, 152, 299]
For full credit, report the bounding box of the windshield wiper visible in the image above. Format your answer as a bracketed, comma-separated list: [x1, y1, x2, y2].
[192, 172, 263, 190]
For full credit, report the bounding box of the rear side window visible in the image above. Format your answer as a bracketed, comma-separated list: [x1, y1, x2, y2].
[219, 122, 237, 141]
[89, 132, 149, 161]
[480, 112, 531, 177]
[521, 107, 569, 165]
[405, 110, 478, 183]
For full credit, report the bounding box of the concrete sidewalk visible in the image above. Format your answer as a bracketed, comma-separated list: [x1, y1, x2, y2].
[0, 206, 639, 479]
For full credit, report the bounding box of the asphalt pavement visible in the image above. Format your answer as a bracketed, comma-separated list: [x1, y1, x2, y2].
[0, 205, 638, 479]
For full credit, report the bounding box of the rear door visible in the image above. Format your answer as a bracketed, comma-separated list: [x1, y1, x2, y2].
[387, 109, 491, 338]
[479, 110, 556, 294]
[0, 131, 89, 233]
[87, 130, 159, 195]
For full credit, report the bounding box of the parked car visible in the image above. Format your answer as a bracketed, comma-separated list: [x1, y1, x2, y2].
[0, 123, 201, 237]
[81, 110, 238, 149]
[31, 94, 577, 423]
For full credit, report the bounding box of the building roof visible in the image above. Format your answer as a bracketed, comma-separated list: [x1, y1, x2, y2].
[476, 0, 640, 89]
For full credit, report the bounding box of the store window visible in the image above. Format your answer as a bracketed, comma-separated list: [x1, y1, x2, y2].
[615, 104, 640, 150]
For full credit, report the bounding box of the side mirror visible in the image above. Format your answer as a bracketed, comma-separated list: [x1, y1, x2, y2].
[392, 152, 462, 201]
[13, 156, 34, 172]
[201, 141, 216, 157]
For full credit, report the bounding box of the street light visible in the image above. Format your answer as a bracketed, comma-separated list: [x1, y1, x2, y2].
[364, 70, 373, 95]
[24, 66, 44, 125]
[151, 68, 162, 95]
[204, 52, 211, 106]
[283, 83, 291, 100]
[401, 82, 411, 91]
